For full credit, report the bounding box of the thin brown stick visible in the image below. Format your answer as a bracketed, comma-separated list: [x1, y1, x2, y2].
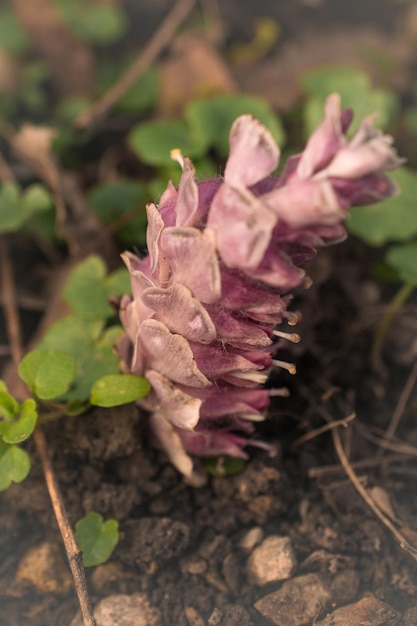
[354, 420, 417, 457]
[0, 241, 96, 626]
[291, 412, 356, 450]
[33, 428, 96, 626]
[0, 238, 23, 365]
[382, 357, 417, 444]
[74, 0, 196, 130]
[332, 426, 417, 561]
[308, 453, 416, 478]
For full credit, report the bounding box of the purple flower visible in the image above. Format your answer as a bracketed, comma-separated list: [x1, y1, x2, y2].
[116, 93, 402, 484]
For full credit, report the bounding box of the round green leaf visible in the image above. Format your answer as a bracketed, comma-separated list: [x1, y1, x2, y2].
[386, 242, 417, 286]
[128, 119, 206, 167]
[62, 255, 113, 318]
[88, 180, 148, 246]
[22, 185, 53, 216]
[37, 318, 123, 403]
[348, 168, 417, 245]
[97, 60, 159, 114]
[185, 94, 286, 158]
[0, 399, 38, 445]
[0, 391, 19, 420]
[0, 442, 31, 491]
[75, 512, 119, 567]
[0, 8, 29, 55]
[90, 374, 150, 408]
[302, 66, 398, 136]
[0, 183, 25, 233]
[55, 0, 127, 45]
[18, 349, 77, 400]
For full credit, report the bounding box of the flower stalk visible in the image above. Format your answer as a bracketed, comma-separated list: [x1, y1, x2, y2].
[116, 93, 403, 483]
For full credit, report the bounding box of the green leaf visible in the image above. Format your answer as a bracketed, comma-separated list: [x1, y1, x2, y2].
[0, 441, 31, 491]
[55, 96, 92, 122]
[185, 94, 286, 158]
[405, 106, 417, 137]
[0, 399, 38, 444]
[0, 183, 53, 233]
[22, 184, 53, 216]
[348, 168, 417, 245]
[90, 374, 150, 407]
[203, 457, 246, 477]
[0, 8, 29, 55]
[0, 183, 25, 232]
[105, 268, 132, 298]
[18, 349, 77, 400]
[63, 255, 113, 318]
[0, 391, 19, 420]
[55, 0, 127, 45]
[88, 180, 148, 247]
[129, 119, 207, 167]
[386, 242, 417, 286]
[97, 61, 159, 114]
[75, 512, 119, 567]
[38, 317, 123, 402]
[302, 66, 398, 136]
[20, 61, 49, 114]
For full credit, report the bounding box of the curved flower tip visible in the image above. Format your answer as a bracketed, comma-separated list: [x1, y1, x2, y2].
[117, 95, 403, 481]
[225, 115, 280, 188]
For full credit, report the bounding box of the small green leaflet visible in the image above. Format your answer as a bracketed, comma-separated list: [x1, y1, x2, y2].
[0, 398, 38, 444]
[90, 374, 150, 408]
[18, 349, 77, 400]
[348, 168, 417, 246]
[386, 242, 417, 286]
[0, 441, 31, 491]
[0, 183, 53, 234]
[75, 512, 119, 567]
[62, 255, 131, 319]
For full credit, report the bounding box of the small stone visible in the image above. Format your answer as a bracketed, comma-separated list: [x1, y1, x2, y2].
[403, 605, 417, 626]
[247, 535, 296, 586]
[254, 573, 332, 626]
[180, 557, 208, 575]
[222, 552, 241, 593]
[239, 527, 264, 552]
[185, 606, 205, 626]
[315, 594, 401, 626]
[15, 541, 72, 595]
[70, 593, 161, 626]
[206, 604, 254, 626]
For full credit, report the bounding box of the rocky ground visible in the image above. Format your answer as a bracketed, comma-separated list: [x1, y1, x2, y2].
[1, 1, 417, 625]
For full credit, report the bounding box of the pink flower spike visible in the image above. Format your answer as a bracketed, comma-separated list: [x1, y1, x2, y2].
[116, 98, 403, 480]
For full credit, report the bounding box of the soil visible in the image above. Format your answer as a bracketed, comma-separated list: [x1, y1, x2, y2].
[1, 2, 417, 625]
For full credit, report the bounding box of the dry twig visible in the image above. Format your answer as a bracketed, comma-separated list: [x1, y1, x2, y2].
[0, 240, 96, 626]
[381, 357, 417, 444]
[74, 0, 196, 130]
[332, 425, 417, 562]
[291, 412, 356, 450]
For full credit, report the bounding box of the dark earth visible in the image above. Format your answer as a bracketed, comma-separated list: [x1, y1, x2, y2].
[1, 1, 417, 625]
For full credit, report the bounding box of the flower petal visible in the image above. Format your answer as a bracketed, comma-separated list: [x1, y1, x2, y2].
[297, 93, 348, 179]
[141, 283, 216, 344]
[160, 226, 221, 303]
[225, 115, 280, 187]
[145, 203, 165, 275]
[149, 412, 194, 477]
[264, 178, 344, 227]
[139, 319, 211, 387]
[208, 184, 277, 269]
[146, 369, 202, 430]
